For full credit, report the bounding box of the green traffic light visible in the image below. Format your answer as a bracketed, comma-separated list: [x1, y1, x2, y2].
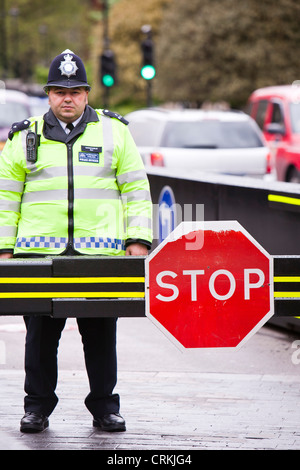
[141, 65, 156, 80]
[102, 74, 115, 87]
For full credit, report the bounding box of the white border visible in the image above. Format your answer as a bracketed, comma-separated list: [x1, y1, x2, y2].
[145, 220, 274, 351]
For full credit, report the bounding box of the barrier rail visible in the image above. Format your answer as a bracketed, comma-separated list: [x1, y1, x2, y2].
[0, 257, 145, 318]
[1, 170, 300, 326]
[0, 255, 298, 319]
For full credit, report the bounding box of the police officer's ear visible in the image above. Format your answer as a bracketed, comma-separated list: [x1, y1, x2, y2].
[44, 87, 50, 104]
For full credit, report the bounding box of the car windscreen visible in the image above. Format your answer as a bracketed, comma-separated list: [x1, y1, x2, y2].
[160, 120, 264, 149]
[0, 102, 29, 128]
[289, 103, 300, 134]
[128, 120, 165, 146]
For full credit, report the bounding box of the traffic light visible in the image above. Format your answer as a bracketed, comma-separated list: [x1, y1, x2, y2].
[140, 38, 156, 80]
[100, 50, 116, 88]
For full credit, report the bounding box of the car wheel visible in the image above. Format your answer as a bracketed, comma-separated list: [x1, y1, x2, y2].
[287, 167, 300, 183]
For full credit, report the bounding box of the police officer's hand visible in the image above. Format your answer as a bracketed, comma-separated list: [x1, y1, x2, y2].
[0, 253, 13, 259]
[125, 243, 148, 256]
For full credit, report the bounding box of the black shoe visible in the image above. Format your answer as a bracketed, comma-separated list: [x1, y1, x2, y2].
[20, 412, 49, 433]
[93, 413, 126, 432]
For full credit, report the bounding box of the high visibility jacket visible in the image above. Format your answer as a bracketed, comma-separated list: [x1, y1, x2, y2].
[0, 106, 152, 256]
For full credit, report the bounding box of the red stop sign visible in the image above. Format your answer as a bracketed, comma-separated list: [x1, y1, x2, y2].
[145, 221, 273, 349]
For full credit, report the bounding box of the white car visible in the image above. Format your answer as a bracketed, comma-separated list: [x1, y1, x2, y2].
[125, 108, 273, 178]
[0, 89, 31, 153]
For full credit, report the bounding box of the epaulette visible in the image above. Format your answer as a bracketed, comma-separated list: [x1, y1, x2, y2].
[102, 109, 129, 125]
[8, 119, 31, 141]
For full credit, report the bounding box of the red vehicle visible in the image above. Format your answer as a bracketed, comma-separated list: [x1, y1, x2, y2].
[247, 85, 300, 182]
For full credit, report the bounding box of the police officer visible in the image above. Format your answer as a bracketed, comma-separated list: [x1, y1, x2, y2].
[0, 50, 152, 433]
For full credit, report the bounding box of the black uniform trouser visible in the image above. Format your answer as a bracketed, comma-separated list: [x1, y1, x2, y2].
[23, 315, 120, 418]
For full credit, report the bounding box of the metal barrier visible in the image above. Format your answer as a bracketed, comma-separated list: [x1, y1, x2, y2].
[147, 168, 300, 255]
[147, 168, 300, 332]
[274, 256, 300, 316]
[0, 254, 298, 319]
[1, 170, 300, 324]
[0, 257, 145, 318]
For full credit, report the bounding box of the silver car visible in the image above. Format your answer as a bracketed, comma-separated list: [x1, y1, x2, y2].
[0, 89, 31, 153]
[126, 108, 273, 179]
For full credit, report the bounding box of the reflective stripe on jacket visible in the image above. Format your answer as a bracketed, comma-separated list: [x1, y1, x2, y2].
[0, 107, 152, 256]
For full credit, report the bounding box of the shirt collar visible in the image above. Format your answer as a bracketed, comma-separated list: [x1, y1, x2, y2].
[43, 106, 100, 143]
[58, 114, 84, 133]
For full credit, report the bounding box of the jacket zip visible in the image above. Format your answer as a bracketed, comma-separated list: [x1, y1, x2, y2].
[67, 142, 74, 250]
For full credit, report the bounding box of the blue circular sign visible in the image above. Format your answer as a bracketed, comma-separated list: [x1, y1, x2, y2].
[158, 186, 177, 243]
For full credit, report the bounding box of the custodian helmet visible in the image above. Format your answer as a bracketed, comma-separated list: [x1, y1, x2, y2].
[43, 49, 91, 92]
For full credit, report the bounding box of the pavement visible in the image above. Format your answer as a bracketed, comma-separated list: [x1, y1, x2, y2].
[0, 316, 300, 453]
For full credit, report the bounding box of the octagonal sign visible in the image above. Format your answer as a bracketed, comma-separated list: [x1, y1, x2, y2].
[145, 221, 274, 350]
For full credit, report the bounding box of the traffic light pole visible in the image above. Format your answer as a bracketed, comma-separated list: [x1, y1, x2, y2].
[103, 86, 109, 109]
[141, 25, 155, 108]
[146, 80, 153, 107]
[100, 0, 114, 108]
[103, 0, 109, 48]
[103, 0, 109, 108]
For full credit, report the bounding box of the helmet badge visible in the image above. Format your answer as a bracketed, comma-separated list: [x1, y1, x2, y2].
[59, 52, 78, 78]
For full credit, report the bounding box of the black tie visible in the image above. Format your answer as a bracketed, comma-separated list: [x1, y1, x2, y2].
[66, 122, 74, 133]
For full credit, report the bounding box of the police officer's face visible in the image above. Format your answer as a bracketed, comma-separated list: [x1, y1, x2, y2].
[48, 87, 89, 123]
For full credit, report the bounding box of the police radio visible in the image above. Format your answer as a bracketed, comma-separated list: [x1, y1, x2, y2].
[26, 122, 40, 163]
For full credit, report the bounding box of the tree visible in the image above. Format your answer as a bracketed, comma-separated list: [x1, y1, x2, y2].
[1, 0, 91, 83]
[89, 0, 171, 109]
[156, 0, 300, 107]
